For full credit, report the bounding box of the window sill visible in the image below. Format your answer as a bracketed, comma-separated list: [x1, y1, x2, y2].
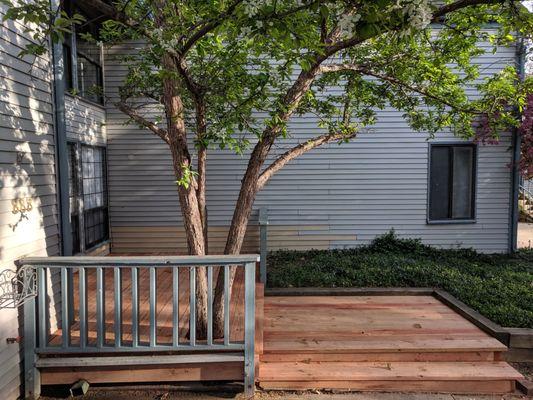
[427, 219, 476, 225]
[65, 92, 106, 110]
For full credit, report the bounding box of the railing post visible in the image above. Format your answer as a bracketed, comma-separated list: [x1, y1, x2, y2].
[259, 207, 268, 284]
[243, 261, 256, 398]
[24, 292, 40, 399]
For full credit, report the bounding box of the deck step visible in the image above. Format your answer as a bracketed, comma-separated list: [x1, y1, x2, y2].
[258, 361, 523, 394]
[262, 337, 508, 354]
[260, 350, 503, 363]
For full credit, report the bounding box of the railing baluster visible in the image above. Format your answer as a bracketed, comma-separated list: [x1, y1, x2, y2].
[114, 267, 122, 347]
[61, 267, 69, 348]
[149, 267, 157, 347]
[37, 267, 47, 349]
[224, 265, 230, 345]
[79, 267, 87, 349]
[189, 266, 196, 346]
[207, 266, 213, 346]
[96, 267, 105, 348]
[172, 267, 179, 347]
[131, 267, 139, 347]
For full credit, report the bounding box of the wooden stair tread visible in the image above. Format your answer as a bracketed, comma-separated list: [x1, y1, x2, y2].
[263, 337, 507, 353]
[258, 361, 523, 382]
[258, 380, 516, 394]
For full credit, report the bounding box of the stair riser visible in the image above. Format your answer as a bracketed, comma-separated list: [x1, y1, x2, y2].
[260, 351, 501, 363]
[259, 380, 515, 394]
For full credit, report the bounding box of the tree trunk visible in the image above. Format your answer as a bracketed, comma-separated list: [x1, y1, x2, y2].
[162, 56, 209, 338]
[211, 62, 326, 338]
[211, 133, 275, 338]
[169, 142, 209, 338]
[196, 101, 208, 253]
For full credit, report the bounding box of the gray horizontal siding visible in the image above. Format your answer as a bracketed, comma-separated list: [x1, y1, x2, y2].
[105, 36, 516, 254]
[65, 94, 106, 145]
[0, 5, 60, 399]
[0, 7, 107, 398]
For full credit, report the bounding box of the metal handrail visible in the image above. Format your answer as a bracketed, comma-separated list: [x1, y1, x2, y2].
[18, 255, 258, 399]
[519, 184, 533, 202]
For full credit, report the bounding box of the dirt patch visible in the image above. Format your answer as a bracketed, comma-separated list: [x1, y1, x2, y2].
[512, 362, 533, 382]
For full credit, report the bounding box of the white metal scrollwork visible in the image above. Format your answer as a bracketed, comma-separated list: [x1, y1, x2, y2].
[0, 265, 37, 309]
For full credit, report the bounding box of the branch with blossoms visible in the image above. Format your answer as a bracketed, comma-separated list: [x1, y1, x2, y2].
[519, 93, 533, 179]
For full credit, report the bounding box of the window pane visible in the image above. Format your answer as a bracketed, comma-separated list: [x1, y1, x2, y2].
[452, 146, 474, 219]
[67, 143, 81, 253]
[81, 146, 108, 249]
[429, 146, 450, 220]
[81, 146, 106, 210]
[77, 54, 103, 104]
[63, 43, 73, 90]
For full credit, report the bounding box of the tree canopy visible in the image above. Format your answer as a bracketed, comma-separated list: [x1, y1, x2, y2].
[3, 0, 532, 336]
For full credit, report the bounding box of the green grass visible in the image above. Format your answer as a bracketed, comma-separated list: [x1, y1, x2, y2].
[267, 232, 533, 328]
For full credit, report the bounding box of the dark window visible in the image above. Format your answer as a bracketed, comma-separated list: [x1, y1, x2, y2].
[63, 42, 73, 91]
[62, 0, 104, 104]
[68, 143, 109, 252]
[428, 144, 476, 222]
[67, 143, 80, 254]
[81, 146, 108, 249]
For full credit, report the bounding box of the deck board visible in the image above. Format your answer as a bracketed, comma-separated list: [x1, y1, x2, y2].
[262, 295, 507, 354]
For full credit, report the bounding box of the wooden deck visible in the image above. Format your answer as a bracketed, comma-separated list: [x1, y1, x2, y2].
[257, 295, 522, 393]
[43, 275, 522, 394]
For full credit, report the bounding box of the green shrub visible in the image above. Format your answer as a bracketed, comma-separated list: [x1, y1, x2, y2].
[267, 232, 533, 328]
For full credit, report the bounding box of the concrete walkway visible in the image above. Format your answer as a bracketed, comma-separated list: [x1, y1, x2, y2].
[518, 222, 533, 249]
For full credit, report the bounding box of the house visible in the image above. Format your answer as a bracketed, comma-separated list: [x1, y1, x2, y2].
[0, 1, 525, 399]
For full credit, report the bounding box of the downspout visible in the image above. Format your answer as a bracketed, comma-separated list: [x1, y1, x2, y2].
[508, 38, 526, 253]
[50, 0, 73, 256]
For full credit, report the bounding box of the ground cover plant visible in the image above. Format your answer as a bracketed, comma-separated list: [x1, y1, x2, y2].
[268, 231, 533, 328]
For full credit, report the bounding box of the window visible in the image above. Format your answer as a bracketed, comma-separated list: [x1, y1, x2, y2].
[428, 144, 476, 222]
[67, 143, 80, 254]
[81, 146, 108, 249]
[67, 143, 109, 252]
[62, 0, 104, 104]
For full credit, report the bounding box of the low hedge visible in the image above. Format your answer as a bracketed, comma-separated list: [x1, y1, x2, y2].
[267, 232, 533, 328]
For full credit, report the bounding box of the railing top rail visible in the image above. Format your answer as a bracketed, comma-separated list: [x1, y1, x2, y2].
[520, 184, 533, 200]
[16, 254, 260, 267]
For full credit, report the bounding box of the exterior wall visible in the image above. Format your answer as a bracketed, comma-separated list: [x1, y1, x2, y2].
[0, 6, 59, 398]
[105, 39, 516, 255]
[0, 8, 107, 399]
[65, 94, 107, 146]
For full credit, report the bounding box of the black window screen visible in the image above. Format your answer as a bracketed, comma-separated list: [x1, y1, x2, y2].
[429, 144, 476, 222]
[81, 146, 108, 249]
[67, 143, 81, 254]
[62, 0, 104, 104]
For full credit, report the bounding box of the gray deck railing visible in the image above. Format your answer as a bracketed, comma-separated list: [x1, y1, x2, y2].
[16, 255, 258, 399]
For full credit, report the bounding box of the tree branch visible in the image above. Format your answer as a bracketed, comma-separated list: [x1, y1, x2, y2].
[318, 62, 478, 113]
[256, 131, 356, 189]
[357, 68, 478, 113]
[82, 0, 150, 35]
[432, 0, 504, 21]
[319, 63, 363, 74]
[115, 101, 170, 143]
[181, 0, 245, 55]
